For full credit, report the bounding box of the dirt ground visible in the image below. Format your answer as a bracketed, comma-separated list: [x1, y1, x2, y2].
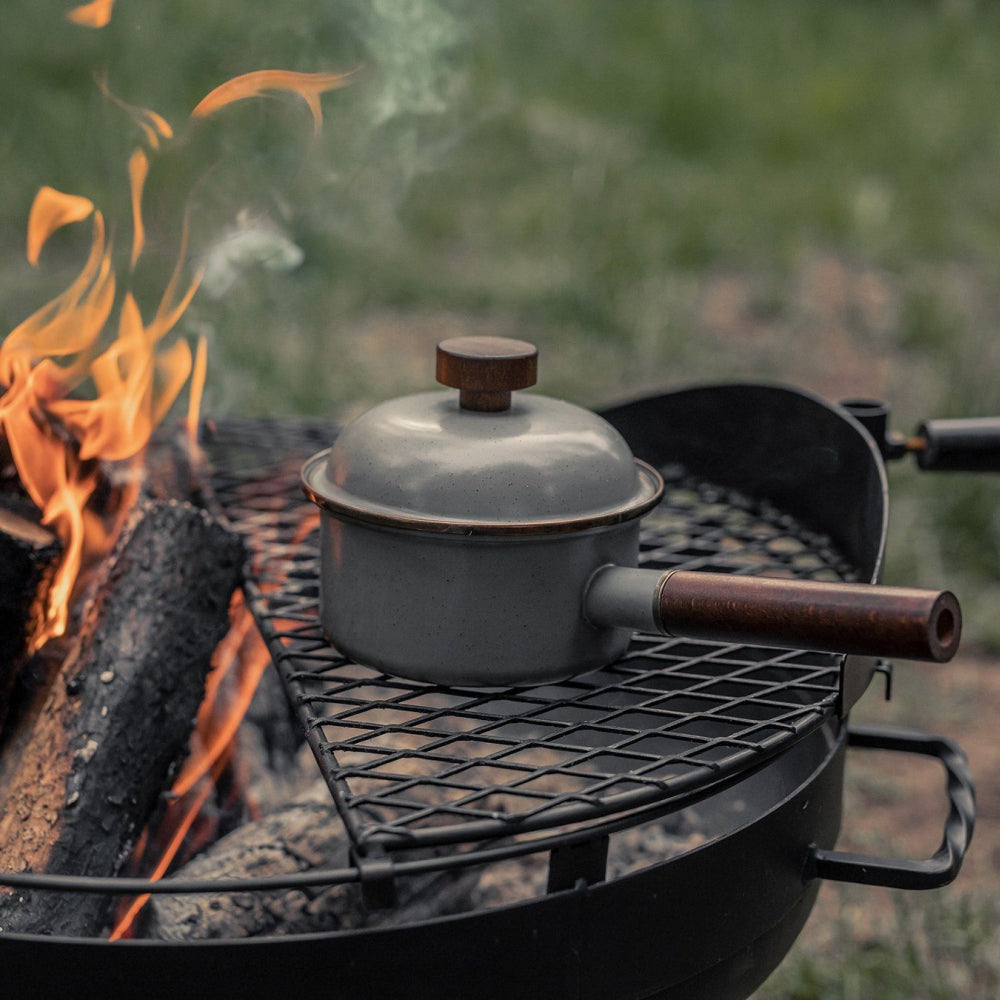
[843, 654, 998, 890]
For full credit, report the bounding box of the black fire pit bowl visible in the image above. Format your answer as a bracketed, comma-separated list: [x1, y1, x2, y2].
[0, 383, 975, 1000]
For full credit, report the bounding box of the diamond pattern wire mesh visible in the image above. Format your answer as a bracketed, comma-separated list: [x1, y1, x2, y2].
[205, 417, 853, 853]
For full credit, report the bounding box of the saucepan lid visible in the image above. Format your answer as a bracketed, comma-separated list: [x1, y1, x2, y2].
[301, 336, 663, 535]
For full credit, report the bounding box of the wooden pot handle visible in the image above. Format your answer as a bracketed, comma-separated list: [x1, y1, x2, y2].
[655, 570, 960, 662]
[585, 567, 961, 662]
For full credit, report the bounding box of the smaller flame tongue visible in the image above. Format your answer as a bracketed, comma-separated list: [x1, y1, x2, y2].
[67, 0, 116, 29]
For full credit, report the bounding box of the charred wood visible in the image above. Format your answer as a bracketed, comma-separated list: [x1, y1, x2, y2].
[142, 423, 210, 506]
[0, 507, 60, 732]
[143, 790, 481, 940]
[0, 499, 245, 937]
[145, 802, 710, 941]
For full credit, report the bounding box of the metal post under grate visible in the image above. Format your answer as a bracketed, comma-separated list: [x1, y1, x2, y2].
[205, 417, 852, 856]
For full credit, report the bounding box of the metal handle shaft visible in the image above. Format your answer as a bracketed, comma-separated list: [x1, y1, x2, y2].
[915, 416, 1000, 472]
[584, 567, 961, 662]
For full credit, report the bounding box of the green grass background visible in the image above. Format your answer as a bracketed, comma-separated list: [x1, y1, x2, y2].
[1, 2, 998, 994]
[5, 2, 1000, 633]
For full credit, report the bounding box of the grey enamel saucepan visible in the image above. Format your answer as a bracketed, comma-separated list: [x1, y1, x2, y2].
[301, 337, 960, 686]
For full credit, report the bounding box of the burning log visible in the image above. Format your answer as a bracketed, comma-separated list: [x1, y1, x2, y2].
[0, 507, 60, 730]
[143, 792, 481, 940]
[0, 499, 245, 937]
[142, 422, 210, 507]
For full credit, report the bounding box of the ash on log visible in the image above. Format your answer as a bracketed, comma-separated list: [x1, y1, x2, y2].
[143, 791, 481, 940]
[0, 507, 60, 732]
[0, 499, 245, 937]
[142, 424, 209, 507]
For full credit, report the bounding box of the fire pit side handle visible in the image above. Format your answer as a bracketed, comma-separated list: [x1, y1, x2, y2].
[807, 725, 975, 890]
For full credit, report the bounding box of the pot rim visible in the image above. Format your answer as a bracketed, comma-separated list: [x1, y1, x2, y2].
[301, 452, 664, 536]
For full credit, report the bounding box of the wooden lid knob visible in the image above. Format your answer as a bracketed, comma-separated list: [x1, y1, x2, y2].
[436, 336, 538, 411]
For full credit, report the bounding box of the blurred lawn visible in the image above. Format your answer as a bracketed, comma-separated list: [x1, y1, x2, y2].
[4, 3, 1000, 404]
[2, 3, 999, 995]
[4, 0, 1000, 635]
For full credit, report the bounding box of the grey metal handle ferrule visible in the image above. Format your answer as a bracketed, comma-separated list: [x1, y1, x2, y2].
[585, 566, 663, 634]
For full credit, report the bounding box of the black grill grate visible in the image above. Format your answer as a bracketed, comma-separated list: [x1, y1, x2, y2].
[205, 417, 852, 853]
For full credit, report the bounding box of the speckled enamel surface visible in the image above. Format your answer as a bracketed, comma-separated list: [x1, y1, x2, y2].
[317, 516, 639, 685]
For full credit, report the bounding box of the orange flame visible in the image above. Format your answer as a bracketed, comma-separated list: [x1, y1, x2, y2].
[0, 186, 199, 648]
[191, 69, 355, 135]
[109, 744, 233, 942]
[95, 73, 174, 151]
[26, 187, 96, 265]
[109, 593, 273, 940]
[128, 149, 149, 268]
[186, 334, 208, 452]
[67, 0, 116, 29]
[1, 52, 351, 647]
[1, 14, 355, 930]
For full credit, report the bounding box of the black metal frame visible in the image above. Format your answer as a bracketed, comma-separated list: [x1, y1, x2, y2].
[0, 720, 853, 1000]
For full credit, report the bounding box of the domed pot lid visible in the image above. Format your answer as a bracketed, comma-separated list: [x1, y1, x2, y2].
[301, 336, 663, 535]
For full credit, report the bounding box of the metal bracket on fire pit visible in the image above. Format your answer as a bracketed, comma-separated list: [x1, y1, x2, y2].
[546, 834, 610, 893]
[350, 843, 398, 911]
[838, 654, 884, 717]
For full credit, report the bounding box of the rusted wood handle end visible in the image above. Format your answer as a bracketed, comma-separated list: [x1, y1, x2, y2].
[655, 571, 961, 663]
